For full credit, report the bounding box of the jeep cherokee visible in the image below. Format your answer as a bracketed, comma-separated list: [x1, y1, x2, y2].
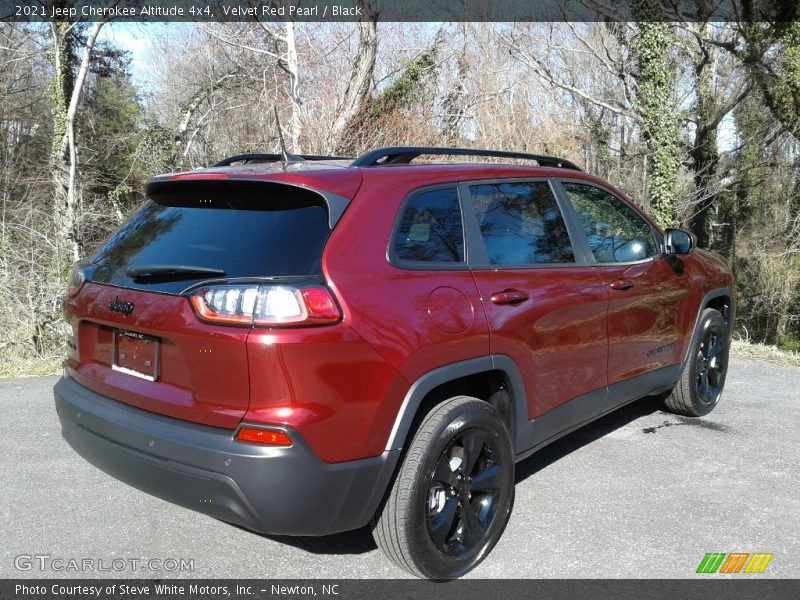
[55, 146, 733, 578]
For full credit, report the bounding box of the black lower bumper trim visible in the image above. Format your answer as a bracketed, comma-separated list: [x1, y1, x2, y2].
[54, 376, 399, 536]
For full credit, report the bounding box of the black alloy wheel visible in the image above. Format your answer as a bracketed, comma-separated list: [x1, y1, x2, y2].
[372, 396, 515, 579]
[664, 308, 729, 417]
[696, 320, 726, 406]
[426, 428, 505, 556]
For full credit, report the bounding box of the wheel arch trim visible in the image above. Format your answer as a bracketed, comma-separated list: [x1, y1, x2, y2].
[384, 355, 529, 453]
[681, 287, 734, 368]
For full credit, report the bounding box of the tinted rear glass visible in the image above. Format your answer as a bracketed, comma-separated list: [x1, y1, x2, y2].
[90, 183, 330, 294]
[393, 187, 464, 264]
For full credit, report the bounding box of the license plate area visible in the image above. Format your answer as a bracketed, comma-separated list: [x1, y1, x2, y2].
[112, 330, 159, 381]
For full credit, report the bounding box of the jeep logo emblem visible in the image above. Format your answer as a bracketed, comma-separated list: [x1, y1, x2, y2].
[108, 296, 135, 317]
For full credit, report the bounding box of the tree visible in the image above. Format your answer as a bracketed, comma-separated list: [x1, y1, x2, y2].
[336, 29, 443, 153]
[49, 14, 113, 262]
[78, 47, 171, 231]
[503, 22, 682, 225]
[199, 20, 303, 152]
[629, 21, 682, 228]
[738, 7, 800, 139]
[330, 0, 378, 147]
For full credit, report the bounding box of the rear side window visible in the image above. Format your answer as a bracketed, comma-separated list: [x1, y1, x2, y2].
[562, 182, 658, 263]
[90, 182, 331, 294]
[470, 181, 574, 265]
[393, 187, 465, 264]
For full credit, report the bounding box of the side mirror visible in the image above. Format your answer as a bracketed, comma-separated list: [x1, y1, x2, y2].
[664, 228, 695, 255]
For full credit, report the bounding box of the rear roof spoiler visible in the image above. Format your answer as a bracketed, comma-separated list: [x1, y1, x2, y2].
[145, 177, 350, 229]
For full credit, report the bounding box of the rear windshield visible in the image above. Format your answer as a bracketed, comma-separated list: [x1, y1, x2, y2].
[90, 183, 331, 294]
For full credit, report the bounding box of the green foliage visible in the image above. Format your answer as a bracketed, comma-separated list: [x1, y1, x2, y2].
[630, 21, 682, 228]
[772, 21, 800, 136]
[725, 17, 800, 350]
[365, 42, 440, 121]
[777, 334, 800, 353]
[742, 15, 800, 140]
[339, 34, 442, 154]
[729, 88, 800, 346]
[135, 117, 174, 175]
[48, 22, 69, 160]
[78, 54, 171, 229]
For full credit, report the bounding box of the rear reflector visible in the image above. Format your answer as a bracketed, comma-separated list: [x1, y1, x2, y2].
[235, 426, 292, 446]
[189, 284, 341, 327]
[299, 287, 340, 320]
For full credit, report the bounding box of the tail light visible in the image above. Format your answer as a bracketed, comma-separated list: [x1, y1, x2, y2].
[189, 284, 341, 327]
[66, 262, 88, 297]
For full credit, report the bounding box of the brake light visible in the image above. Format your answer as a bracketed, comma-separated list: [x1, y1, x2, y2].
[189, 284, 341, 327]
[235, 426, 292, 446]
[66, 263, 87, 297]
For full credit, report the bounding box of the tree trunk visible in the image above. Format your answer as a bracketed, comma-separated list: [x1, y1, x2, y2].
[441, 25, 468, 142]
[283, 22, 302, 152]
[630, 21, 682, 229]
[332, 0, 377, 148]
[689, 24, 720, 248]
[173, 69, 240, 166]
[50, 20, 108, 263]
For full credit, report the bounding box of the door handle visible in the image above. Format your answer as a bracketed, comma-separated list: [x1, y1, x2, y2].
[490, 290, 529, 305]
[609, 279, 634, 290]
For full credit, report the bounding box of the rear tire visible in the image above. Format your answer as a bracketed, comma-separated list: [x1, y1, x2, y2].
[665, 308, 729, 417]
[372, 396, 515, 579]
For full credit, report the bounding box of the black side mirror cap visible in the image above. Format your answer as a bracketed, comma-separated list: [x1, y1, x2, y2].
[664, 228, 696, 255]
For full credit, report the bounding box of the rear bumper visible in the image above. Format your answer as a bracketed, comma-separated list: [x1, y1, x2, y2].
[54, 375, 399, 536]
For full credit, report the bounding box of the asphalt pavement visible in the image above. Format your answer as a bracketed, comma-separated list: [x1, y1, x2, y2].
[1, 355, 797, 579]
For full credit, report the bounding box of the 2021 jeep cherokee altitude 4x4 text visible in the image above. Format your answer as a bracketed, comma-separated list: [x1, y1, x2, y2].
[55, 146, 733, 578]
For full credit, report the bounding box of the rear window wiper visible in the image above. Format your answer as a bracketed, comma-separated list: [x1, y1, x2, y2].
[126, 265, 226, 279]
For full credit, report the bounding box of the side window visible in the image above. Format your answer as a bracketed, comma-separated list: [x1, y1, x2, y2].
[394, 187, 464, 263]
[470, 181, 574, 265]
[562, 182, 658, 263]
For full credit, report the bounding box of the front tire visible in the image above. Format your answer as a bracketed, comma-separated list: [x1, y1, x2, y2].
[665, 308, 729, 417]
[372, 396, 515, 579]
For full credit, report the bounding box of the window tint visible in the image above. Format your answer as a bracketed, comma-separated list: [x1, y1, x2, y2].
[470, 181, 574, 265]
[90, 186, 330, 294]
[562, 182, 658, 263]
[394, 187, 464, 263]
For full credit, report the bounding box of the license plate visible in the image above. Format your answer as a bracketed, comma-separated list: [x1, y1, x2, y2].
[112, 330, 159, 381]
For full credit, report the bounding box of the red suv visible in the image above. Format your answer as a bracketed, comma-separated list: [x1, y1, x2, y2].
[55, 147, 733, 578]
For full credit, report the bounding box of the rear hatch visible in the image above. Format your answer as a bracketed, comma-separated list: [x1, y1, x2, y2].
[62, 177, 343, 428]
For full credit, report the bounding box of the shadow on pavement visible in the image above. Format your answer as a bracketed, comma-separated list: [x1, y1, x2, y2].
[515, 395, 666, 484]
[233, 395, 668, 556]
[226, 521, 377, 555]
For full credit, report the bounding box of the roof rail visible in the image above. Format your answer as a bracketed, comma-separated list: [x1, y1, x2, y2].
[350, 146, 582, 171]
[212, 153, 351, 167]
